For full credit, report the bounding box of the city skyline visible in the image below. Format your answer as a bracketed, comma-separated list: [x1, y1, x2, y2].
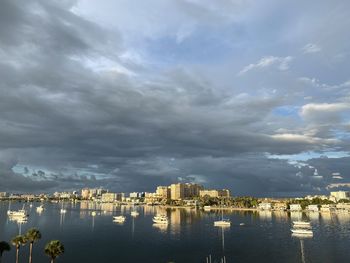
[1, 0, 350, 197]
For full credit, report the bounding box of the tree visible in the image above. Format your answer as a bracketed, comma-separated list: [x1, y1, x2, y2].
[11, 235, 28, 263]
[44, 240, 64, 263]
[25, 228, 42, 263]
[0, 241, 11, 263]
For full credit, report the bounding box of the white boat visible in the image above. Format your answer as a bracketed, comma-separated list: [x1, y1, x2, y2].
[131, 211, 139, 217]
[36, 205, 44, 212]
[153, 215, 169, 224]
[204, 206, 211, 211]
[60, 209, 67, 214]
[293, 221, 311, 228]
[113, 215, 126, 223]
[91, 211, 97, 216]
[291, 228, 313, 235]
[7, 210, 28, 218]
[214, 219, 231, 227]
[214, 209, 231, 227]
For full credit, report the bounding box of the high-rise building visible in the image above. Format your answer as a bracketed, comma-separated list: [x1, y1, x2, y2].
[156, 186, 171, 199]
[199, 189, 230, 198]
[170, 183, 203, 200]
[81, 188, 90, 199]
[330, 191, 350, 201]
[170, 183, 185, 200]
[101, 193, 117, 203]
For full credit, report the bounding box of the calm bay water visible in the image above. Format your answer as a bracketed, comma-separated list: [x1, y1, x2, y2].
[1, 201, 350, 263]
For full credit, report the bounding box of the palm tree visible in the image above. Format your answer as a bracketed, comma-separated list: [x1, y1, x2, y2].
[0, 241, 11, 263]
[25, 228, 42, 263]
[11, 235, 28, 263]
[44, 240, 64, 263]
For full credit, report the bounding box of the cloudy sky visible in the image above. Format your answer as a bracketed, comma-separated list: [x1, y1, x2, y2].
[0, 0, 350, 196]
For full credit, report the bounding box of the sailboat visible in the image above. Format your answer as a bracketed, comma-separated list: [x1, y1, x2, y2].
[214, 205, 231, 227]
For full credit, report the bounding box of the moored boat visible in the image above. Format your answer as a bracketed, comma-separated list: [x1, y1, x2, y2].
[153, 215, 169, 224]
[131, 211, 139, 217]
[113, 215, 126, 223]
[291, 228, 313, 235]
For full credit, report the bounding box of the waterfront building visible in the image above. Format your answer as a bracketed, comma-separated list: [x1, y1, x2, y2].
[336, 203, 350, 212]
[258, 202, 272, 210]
[81, 188, 90, 199]
[330, 191, 350, 201]
[184, 183, 204, 198]
[101, 193, 117, 203]
[272, 202, 287, 211]
[199, 189, 230, 198]
[21, 194, 35, 201]
[307, 205, 319, 212]
[0, 192, 8, 199]
[289, 204, 302, 211]
[305, 195, 329, 200]
[170, 183, 186, 200]
[169, 183, 203, 200]
[156, 186, 171, 199]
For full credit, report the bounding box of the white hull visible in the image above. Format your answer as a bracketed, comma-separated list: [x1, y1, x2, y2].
[131, 211, 139, 217]
[153, 215, 169, 224]
[113, 216, 126, 223]
[291, 229, 313, 235]
[214, 220, 231, 227]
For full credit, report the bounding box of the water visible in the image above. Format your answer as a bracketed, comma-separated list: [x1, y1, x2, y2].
[1, 201, 350, 263]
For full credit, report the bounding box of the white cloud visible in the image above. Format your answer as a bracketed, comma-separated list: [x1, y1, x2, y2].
[298, 77, 350, 90]
[302, 43, 321, 53]
[300, 102, 350, 116]
[270, 133, 338, 145]
[238, 56, 293, 75]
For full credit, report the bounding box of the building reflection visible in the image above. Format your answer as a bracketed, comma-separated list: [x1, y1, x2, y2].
[290, 211, 303, 222]
[258, 210, 272, 221]
[307, 211, 320, 222]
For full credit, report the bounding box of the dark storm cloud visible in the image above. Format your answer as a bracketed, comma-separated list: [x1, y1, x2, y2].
[0, 0, 349, 195]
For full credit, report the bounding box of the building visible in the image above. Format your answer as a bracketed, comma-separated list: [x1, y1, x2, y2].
[289, 204, 302, 211]
[336, 203, 350, 211]
[273, 202, 287, 211]
[0, 192, 8, 199]
[21, 194, 35, 201]
[81, 188, 90, 199]
[184, 183, 204, 198]
[156, 186, 171, 199]
[258, 202, 272, 210]
[116, 193, 125, 201]
[170, 183, 186, 200]
[199, 189, 230, 198]
[101, 193, 117, 203]
[307, 205, 319, 212]
[330, 191, 350, 201]
[169, 183, 203, 200]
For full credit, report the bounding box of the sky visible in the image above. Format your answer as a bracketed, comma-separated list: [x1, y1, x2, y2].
[0, 0, 350, 196]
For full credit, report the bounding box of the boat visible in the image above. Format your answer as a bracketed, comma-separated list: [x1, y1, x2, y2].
[291, 228, 313, 235]
[214, 207, 231, 227]
[131, 211, 139, 217]
[113, 215, 126, 223]
[152, 215, 169, 224]
[36, 205, 44, 213]
[293, 221, 311, 228]
[60, 208, 67, 214]
[240, 223, 245, 226]
[91, 211, 97, 216]
[7, 210, 28, 218]
[214, 219, 231, 227]
[203, 206, 211, 211]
